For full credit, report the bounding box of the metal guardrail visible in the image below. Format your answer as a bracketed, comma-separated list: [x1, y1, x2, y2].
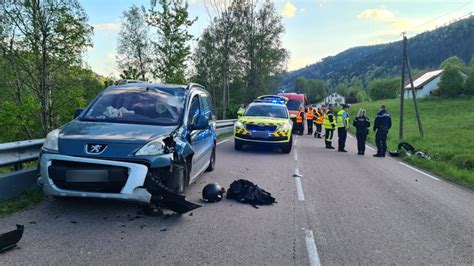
[0, 119, 236, 201]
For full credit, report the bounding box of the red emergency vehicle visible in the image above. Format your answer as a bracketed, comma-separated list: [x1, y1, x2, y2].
[278, 93, 307, 134]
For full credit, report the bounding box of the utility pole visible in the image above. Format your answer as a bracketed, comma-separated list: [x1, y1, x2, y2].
[400, 33, 424, 140]
[399, 32, 406, 140]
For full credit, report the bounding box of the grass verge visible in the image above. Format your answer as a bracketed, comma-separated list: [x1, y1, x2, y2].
[0, 187, 44, 217]
[347, 97, 474, 189]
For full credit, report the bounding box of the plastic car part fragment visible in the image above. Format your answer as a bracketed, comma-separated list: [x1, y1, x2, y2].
[0, 224, 24, 253]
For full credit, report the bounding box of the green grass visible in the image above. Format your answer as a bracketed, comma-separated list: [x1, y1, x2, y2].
[347, 97, 474, 189]
[0, 187, 44, 217]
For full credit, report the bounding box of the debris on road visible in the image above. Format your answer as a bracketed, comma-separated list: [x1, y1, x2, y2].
[227, 179, 276, 209]
[160, 228, 167, 232]
[390, 142, 431, 160]
[202, 183, 225, 203]
[0, 224, 24, 253]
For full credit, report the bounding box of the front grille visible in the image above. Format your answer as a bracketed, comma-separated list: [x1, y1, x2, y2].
[246, 124, 278, 132]
[49, 160, 129, 193]
[236, 133, 287, 141]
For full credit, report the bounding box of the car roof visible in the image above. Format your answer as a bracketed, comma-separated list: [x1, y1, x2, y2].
[248, 102, 288, 108]
[107, 83, 188, 91]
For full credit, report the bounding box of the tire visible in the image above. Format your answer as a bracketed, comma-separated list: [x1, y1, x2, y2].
[281, 137, 293, 153]
[234, 139, 243, 150]
[167, 162, 189, 194]
[205, 145, 216, 172]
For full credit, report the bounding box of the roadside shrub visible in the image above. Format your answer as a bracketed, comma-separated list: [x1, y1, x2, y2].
[439, 64, 464, 97]
[450, 155, 474, 171]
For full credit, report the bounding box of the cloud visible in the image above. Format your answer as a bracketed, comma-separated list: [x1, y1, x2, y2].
[93, 23, 121, 31]
[282, 1, 297, 18]
[358, 7, 394, 22]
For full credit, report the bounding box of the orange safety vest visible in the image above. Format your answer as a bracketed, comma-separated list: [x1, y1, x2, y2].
[307, 108, 314, 120]
[296, 116, 303, 123]
[315, 111, 323, 124]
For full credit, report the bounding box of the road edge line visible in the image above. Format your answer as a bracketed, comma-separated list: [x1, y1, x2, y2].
[304, 229, 322, 266]
[398, 162, 440, 181]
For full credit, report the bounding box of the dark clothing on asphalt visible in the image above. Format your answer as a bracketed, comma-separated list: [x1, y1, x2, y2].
[373, 110, 391, 156]
[337, 127, 347, 151]
[307, 119, 313, 135]
[353, 116, 370, 154]
[314, 124, 322, 138]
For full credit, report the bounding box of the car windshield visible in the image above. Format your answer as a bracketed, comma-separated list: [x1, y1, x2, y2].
[81, 88, 185, 125]
[244, 105, 288, 119]
[286, 100, 302, 111]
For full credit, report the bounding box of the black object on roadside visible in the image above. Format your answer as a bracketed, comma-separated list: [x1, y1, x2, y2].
[227, 179, 276, 209]
[0, 224, 24, 253]
[202, 183, 225, 203]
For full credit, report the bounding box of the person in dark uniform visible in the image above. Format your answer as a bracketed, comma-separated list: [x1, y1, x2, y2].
[352, 108, 370, 155]
[373, 105, 392, 157]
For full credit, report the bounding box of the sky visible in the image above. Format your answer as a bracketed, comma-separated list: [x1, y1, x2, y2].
[82, 0, 474, 78]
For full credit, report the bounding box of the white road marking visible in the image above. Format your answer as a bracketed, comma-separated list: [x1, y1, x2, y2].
[399, 162, 440, 181]
[294, 148, 298, 161]
[304, 229, 322, 266]
[366, 145, 375, 151]
[295, 138, 298, 146]
[294, 170, 305, 201]
[217, 139, 230, 145]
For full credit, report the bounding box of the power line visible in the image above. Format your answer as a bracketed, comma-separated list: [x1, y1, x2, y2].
[409, 1, 474, 32]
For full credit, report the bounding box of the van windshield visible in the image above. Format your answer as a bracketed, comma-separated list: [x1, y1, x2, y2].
[286, 100, 302, 111]
[81, 88, 185, 125]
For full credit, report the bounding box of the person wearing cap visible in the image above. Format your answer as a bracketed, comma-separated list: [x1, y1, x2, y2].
[336, 104, 350, 152]
[373, 105, 392, 157]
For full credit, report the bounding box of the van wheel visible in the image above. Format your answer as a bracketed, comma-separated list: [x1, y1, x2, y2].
[168, 163, 188, 194]
[281, 137, 293, 153]
[234, 139, 243, 150]
[206, 145, 216, 172]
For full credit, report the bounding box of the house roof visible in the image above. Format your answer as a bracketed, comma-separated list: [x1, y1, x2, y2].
[404, 69, 443, 90]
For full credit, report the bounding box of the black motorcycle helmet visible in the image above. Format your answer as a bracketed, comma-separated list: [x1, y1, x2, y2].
[202, 183, 225, 203]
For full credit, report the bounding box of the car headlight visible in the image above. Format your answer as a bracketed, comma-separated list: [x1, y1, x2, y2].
[278, 123, 292, 132]
[234, 121, 244, 129]
[43, 129, 59, 151]
[136, 138, 166, 156]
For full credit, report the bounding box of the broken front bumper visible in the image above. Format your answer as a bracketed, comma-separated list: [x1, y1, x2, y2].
[37, 153, 173, 203]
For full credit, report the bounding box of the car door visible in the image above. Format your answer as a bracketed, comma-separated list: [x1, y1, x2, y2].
[199, 93, 216, 166]
[187, 94, 207, 181]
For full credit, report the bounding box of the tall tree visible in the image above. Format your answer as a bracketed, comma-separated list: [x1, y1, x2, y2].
[146, 0, 196, 83]
[117, 5, 152, 81]
[1, 0, 93, 135]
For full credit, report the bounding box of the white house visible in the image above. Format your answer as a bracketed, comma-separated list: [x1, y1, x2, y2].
[321, 92, 346, 105]
[404, 69, 443, 99]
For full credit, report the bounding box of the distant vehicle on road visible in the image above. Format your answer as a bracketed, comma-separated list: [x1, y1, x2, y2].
[37, 83, 216, 211]
[278, 92, 307, 134]
[234, 99, 293, 153]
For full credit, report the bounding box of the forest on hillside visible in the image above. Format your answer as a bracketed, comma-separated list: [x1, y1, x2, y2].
[284, 15, 474, 90]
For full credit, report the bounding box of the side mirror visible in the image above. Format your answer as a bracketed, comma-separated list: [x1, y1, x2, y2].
[74, 108, 83, 119]
[191, 114, 209, 130]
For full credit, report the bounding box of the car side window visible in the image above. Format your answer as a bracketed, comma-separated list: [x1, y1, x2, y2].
[201, 94, 213, 120]
[188, 96, 200, 125]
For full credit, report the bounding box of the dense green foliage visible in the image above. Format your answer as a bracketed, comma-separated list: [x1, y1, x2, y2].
[285, 16, 474, 90]
[192, 0, 288, 118]
[348, 98, 474, 188]
[464, 66, 474, 95]
[368, 78, 399, 100]
[295, 77, 327, 103]
[439, 64, 464, 97]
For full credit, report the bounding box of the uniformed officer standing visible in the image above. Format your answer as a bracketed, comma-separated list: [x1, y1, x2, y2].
[323, 104, 337, 149]
[353, 108, 370, 155]
[313, 107, 323, 138]
[373, 105, 392, 157]
[336, 104, 350, 152]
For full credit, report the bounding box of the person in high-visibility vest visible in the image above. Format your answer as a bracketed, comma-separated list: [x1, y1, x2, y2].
[336, 104, 350, 152]
[306, 106, 314, 135]
[313, 107, 323, 138]
[296, 110, 304, 135]
[323, 105, 337, 149]
[237, 104, 245, 118]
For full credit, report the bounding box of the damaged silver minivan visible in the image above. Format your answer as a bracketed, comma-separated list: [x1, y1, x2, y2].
[37, 83, 216, 212]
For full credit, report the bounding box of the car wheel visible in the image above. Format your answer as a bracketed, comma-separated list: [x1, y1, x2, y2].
[281, 137, 293, 153]
[167, 162, 188, 194]
[234, 139, 243, 150]
[205, 145, 216, 172]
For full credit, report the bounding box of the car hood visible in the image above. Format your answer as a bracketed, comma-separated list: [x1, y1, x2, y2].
[239, 116, 289, 126]
[59, 120, 177, 144]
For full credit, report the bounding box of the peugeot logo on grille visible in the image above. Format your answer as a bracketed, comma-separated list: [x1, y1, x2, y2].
[85, 144, 107, 154]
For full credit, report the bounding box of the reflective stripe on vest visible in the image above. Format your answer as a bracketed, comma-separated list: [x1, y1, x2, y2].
[323, 113, 334, 129]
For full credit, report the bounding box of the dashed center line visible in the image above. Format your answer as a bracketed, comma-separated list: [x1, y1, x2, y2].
[217, 139, 229, 145]
[294, 148, 298, 161]
[304, 229, 322, 266]
[399, 162, 440, 181]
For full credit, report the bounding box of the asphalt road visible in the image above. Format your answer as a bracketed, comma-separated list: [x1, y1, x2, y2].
[1, 132, 473, 265]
